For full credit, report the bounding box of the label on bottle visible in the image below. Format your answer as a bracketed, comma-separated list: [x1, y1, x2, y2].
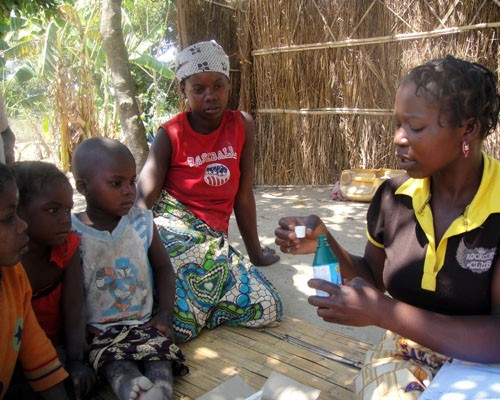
[313, 262, 342, 296]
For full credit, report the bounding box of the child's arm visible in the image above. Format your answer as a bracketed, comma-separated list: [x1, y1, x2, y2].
[143, 223, 175, 337]
[62, 250, 96, 398]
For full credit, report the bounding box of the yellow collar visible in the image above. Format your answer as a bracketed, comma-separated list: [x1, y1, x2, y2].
[395, 153, 500, 290]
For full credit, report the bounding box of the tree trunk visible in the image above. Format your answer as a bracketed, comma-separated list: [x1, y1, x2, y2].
[100, 0, 148, 171]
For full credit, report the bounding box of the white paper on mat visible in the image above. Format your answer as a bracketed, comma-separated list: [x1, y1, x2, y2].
[244, 390, 263, 400]
[419, 359, 500, 400]
[260, 371, 321, 400]
[197, 375, 257, 400]
[197, 371, 321, 400]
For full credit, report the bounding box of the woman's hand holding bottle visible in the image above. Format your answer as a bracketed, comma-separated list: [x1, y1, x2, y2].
[275, 214, 329, 254]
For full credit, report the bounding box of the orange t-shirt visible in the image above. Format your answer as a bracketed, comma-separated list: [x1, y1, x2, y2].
[0, 263, 68, 398]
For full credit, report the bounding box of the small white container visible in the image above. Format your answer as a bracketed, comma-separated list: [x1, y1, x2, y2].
[295, 225, 306, 238]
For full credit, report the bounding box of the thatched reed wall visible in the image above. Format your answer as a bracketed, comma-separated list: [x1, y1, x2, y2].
[177, 0, 500, 185]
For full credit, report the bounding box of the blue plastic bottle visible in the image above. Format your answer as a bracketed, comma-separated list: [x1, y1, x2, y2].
[312, 235, 342, 296]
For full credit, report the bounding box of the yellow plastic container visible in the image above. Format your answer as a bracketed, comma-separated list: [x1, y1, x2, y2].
[339, 168, 406, 202]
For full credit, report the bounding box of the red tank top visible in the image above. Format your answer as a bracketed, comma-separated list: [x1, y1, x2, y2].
[161, 110, 246, 232]
[31, 232, 81, 345]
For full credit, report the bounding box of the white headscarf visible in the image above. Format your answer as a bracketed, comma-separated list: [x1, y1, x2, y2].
[174, 40, 230, 82]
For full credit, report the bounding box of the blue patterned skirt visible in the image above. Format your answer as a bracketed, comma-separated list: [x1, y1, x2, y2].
[152, 191, 283, 343]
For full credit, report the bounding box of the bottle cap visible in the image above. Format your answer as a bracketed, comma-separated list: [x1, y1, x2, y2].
[295, 225, 306, 238]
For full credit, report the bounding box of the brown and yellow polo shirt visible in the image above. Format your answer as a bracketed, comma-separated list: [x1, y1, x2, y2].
[367, 154, 500, 315]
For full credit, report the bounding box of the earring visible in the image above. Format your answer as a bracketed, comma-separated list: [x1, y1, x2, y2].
[462, 140, 469, 158]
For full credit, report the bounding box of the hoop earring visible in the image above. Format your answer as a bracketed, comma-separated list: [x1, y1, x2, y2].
[462, 140, 469, 158]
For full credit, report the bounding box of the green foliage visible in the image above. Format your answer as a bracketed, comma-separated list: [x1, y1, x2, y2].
[0, 0, 62, 22]
[10, 62, 36, 83]
[0, 12, 49, 115]
[2, 0, 179, 159]
[123, 0, 179, 135]
[1, 63, 47, 114]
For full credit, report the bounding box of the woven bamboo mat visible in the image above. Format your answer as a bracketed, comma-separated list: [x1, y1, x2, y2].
[175, 316, 371, 400]
[90, 316, 371, 400]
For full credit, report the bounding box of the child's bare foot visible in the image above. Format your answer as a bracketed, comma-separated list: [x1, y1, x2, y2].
[129, 376, 163, 400]
[143, 360, 174, 399]
[103, 360, 166, 400]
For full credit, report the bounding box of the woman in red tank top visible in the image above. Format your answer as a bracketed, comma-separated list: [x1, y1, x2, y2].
[136, 41, 283, 343]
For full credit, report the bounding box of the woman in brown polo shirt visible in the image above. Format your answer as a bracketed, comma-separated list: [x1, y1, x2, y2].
[275, 56, 500, 399]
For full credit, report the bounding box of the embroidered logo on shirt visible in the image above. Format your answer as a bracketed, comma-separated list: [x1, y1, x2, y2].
[204, 163, 230, 186]
[456, 239, 495, 274]
[13, 317, 23, 351]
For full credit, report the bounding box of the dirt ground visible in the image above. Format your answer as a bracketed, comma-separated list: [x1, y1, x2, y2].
[228, 185, 385, 345]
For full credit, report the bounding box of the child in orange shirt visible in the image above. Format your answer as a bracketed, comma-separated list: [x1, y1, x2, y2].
[0, 162, 69, 399]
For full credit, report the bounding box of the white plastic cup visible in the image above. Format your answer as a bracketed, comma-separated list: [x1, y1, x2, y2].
[295, 225, 306, 238]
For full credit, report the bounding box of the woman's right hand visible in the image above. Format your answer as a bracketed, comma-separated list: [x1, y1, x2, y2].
[275, 215, 328, 255]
